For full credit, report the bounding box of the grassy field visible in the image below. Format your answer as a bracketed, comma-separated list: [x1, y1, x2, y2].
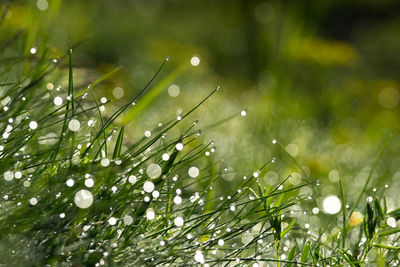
[0, 1, 399, 266]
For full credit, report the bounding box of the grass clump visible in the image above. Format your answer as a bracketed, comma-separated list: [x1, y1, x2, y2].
[0, 11, 400, 267]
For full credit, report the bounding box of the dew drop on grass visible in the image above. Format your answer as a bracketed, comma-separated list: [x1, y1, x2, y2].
[74, 189, 93, 209]
[387, 217, 396, 228]
[188, 166, 199, 178]
[173, 196, 182, 205]
[322, 195, 341, 214]
[128, 175, 137, 184]
[162, 153, 169, 161]
[59, 213, 65, 218]
[174, 217, 184, 227]
[30, 47, 37, 54]
[312, 207, 319, 214]
[100, 158, 110, 167]
[146, 164, 161, 179]
[53, 96, 63, 106]
[29, 121, 38, 130]
[85, 178, 94, 188]
[143, 181, 155, 193]
[152, 191, 160, 198]
[176, 143, 183, 150]
[218, 239, 225, 246]
[190, 56, 200, 66]
[123, 215, 133, 225]
[108, 217, 117, 225]
[146, 208, 155, 220]
[272, 139, 277, 144]
[29, 197, 38, 205]
[68, 119, 80, 131]
[14, 171, 22, 179]
[194, 251, 205, 264]
[46, 83, 54, 90]
[4, 171, 13, 181]
[66, 179, 74, 187]
[240, 110, 247, 116]
[144, 130, 151, 137]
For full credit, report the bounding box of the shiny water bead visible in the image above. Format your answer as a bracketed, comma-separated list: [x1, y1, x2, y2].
[146, 164, 161, 179]
[176, 143, 183, 150]
[29, 197, 38, 205]
[162, 153, 169, 161]
[188, 166, 199, 178]
[29, 121, 38, 130]
[174, 217, 184, 227]
[240, 110, 247, 116]
[108, 217, 117, 225]
[85, 178, 94, 188]
[173, 196, 182, 205]
[143, 181, 155, 193]
[322, 195, 341, 214]
[74, 189, 93, 209]
[123, 215, 133, 225]
[54, 96, 63, 106]
[66, 179, 74, 187]
[190, 56, 200, 66]
[194, 251, 205, 264]
[146, 208, 155, 220]
[68, 119, 81, 131]
[4, 171, 13, 181]
[128, 175, 137, 184]
[100, 158, 110, 167]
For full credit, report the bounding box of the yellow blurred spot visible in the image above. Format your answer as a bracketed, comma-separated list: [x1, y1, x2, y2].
[349, 211, 363, 227]
[291, 38, 358, 66]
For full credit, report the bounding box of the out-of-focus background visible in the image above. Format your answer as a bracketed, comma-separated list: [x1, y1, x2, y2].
[3, 0, 400, 213]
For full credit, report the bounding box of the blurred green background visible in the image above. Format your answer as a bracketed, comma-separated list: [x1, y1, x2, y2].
[3, 0, 400, 212]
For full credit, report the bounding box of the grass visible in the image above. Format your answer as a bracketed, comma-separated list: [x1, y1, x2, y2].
[0, 5, 400, 266]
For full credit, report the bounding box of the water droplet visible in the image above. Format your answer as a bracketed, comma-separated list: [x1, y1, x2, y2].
[30, 47, 37, 54]
[128, 175, 137, 184]
[100, 158, 110, 167]
[74, 189, 93, 209]
[68, 119, 80, 131]
[29, 121, 38, 130]
[146, 208, 155, 220]
[194, 251, 205, 264]
[173, 196, 182, 205]
[123, 215, 133, 225]
[146, 164, 161, 179]
[162, 153, 170, 161]
[240, 110, 247, 116]
[144, 130, 151, 137]
[190, 56, 200, 66]
[272, 139, 277, 144]
[143, 181, 155, 193]
[176, 143, 183, 151]
[174, 217, 184, 227]
[4, 171, 13, 181]
[188, 166, 199, 178]
[322, 195, 341, 214]
[85, 178, 94, 188]
[54, 96, 63, 106]
[29, 197, 38, 205]
[66, 179, 74, 187]
[108, 217, 117, 225]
